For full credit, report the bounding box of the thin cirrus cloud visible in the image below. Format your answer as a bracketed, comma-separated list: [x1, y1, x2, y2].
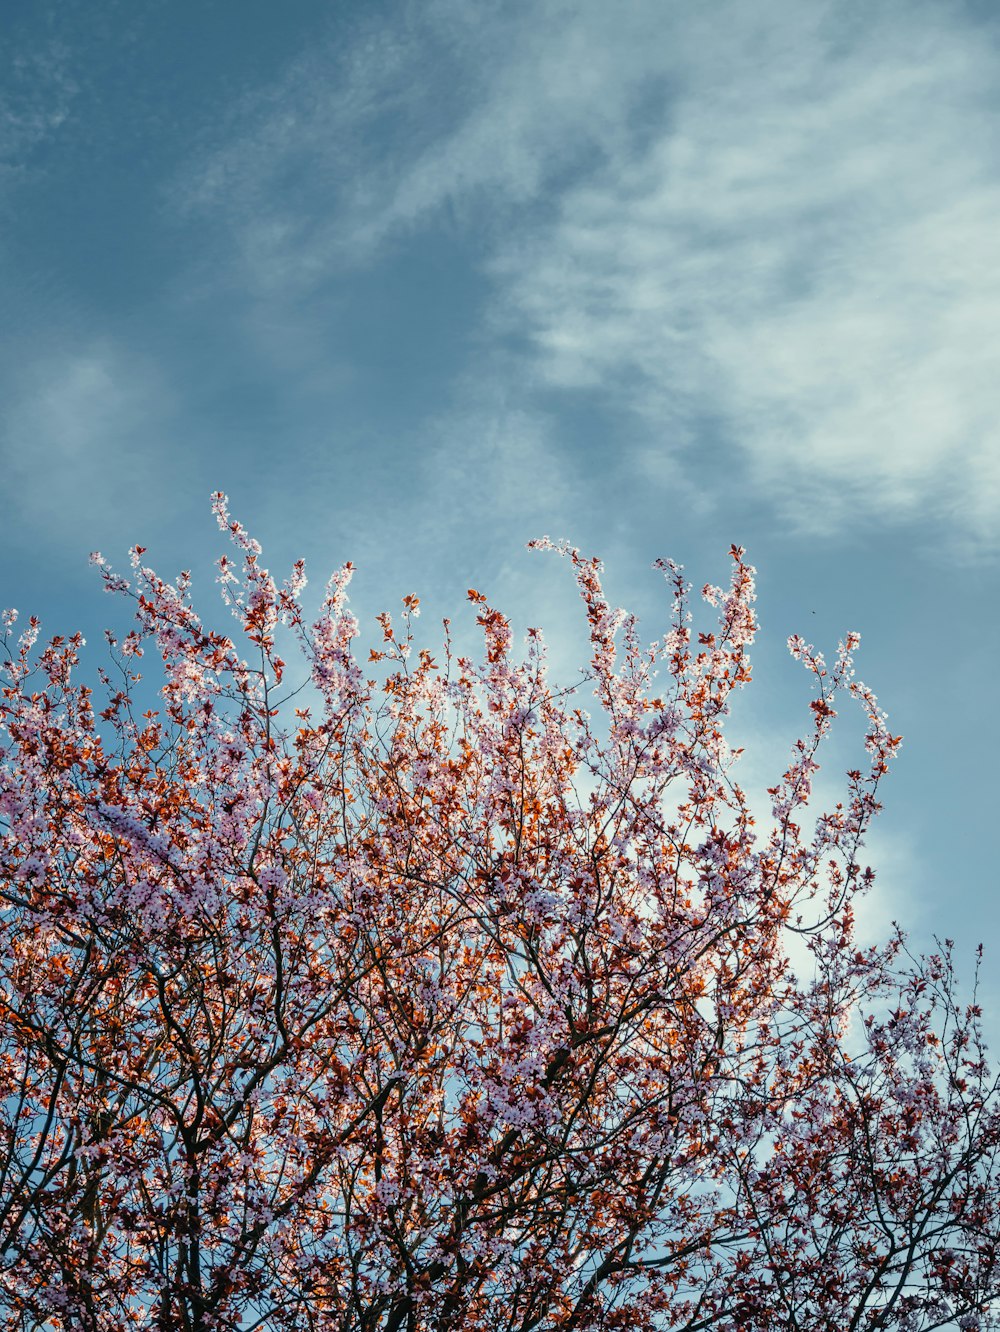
[171, 0, 1000, 552]
[0, 40, 77, 210]
[171, 1, 669, 286]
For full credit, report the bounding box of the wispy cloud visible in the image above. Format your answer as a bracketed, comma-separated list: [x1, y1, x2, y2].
[171, 0, 1000, 551]
[488, 3, 1000, 547]
[0, 36, 78, 214]
[171, 8, 436, 295]
[170, 0, 672, 288]
[1, 341, 174, 543]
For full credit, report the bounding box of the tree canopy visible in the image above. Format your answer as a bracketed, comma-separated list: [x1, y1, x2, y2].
[0, 496, 997, 1330]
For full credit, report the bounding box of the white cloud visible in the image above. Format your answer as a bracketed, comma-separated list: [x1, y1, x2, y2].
[172, 0, 1000, 549]
[1, 341, 173, 539]
[17, 354, 124, 457]
[171, 9, 436, 294]
[170, 0, 675, 288]
[485, 3, 1000, 545]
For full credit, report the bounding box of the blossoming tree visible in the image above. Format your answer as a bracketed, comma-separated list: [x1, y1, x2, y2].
[1, 495, 997, 1330]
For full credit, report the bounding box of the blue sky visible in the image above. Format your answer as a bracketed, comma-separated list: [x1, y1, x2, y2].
[2, 1, 998, 989]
